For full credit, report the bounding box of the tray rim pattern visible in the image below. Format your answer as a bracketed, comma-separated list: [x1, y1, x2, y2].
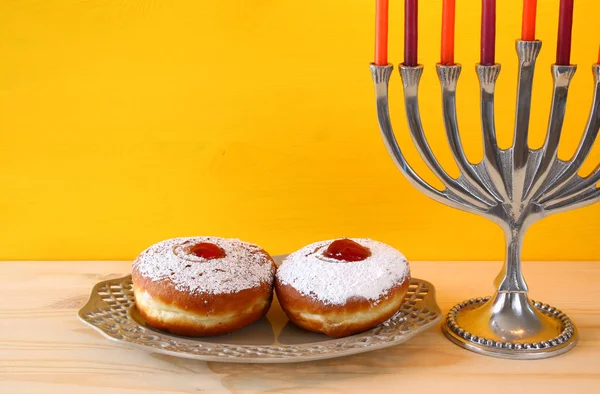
[78, 274, 442, 363]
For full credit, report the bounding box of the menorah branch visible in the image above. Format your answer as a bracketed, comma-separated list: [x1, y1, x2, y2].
[537, 65, 600, 204]
[543, 166, 600, 208]
[437, 64, 502, 203]
[545, 187, 600, 214]
[524, 65, 576, 201]
[370, 64, 488, 215]
[477, 64, 511, 202]
[399, 65, 494, 209]
[512, 40, 542, 203]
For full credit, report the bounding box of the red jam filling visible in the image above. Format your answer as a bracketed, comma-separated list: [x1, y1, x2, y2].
[323, 239, 371, 262]
[190, 242, 226, 260]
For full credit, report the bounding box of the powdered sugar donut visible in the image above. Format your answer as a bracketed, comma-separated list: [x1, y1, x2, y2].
[132, 237, 277, 336]
[275, 238, 411, 338]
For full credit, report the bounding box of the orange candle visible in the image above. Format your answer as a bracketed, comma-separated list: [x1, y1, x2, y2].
[441, 0, 456, 65]
[597, 45, 600, 64]
[375, 0, 389, 66]
[521, 0, 537, 41]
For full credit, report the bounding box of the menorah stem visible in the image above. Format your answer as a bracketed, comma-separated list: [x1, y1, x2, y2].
[494, 225, 528, 293]
[445, 219, 576, 354]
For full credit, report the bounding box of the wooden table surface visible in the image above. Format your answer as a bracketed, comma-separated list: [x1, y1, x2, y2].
[2, 260, 599, 394]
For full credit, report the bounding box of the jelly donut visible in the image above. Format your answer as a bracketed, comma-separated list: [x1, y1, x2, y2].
[275, 238, 411, 338]
[132, 237, 277, 336]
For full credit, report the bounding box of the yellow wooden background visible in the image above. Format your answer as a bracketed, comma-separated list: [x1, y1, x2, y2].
[0, 1, 598, 261]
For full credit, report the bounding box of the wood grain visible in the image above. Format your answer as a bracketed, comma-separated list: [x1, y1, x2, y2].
[1, 261, 599, 394]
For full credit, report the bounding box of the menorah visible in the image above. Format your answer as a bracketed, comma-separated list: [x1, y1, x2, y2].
[371, 40, 599, 359]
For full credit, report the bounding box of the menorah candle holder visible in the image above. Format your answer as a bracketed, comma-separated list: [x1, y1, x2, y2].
[371, 40, 600, 359]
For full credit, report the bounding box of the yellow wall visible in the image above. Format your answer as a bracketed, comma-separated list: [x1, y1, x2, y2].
[0, 1, 598, 261]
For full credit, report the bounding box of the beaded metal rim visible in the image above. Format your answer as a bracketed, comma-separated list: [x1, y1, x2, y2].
[442, 296, 578, 359]
[78, 275, 442, 363]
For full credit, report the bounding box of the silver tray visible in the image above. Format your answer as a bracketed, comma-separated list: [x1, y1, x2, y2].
[78, 267, 441, 363]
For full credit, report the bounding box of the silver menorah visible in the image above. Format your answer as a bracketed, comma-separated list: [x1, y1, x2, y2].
[371, 40, 599, 359]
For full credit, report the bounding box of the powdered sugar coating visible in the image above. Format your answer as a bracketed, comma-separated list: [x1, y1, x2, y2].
[133, 237, 276, 295]
[276, 238, 410, 305]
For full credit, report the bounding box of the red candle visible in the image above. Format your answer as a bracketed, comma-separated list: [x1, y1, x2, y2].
[480, 0, 496, 65]
[441, 0, 456, 65]
[597, 45, 600, 65]
[404, 0, 418, 66]
[556, 0, 574, 65]
[521, 0, 537, 41]
[374, 0, 389, 66]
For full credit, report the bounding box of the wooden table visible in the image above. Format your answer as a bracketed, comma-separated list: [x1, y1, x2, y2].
[2, 261, 599, 394]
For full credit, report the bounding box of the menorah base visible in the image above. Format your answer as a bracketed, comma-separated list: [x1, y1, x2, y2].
[441, 293, 578, 359]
